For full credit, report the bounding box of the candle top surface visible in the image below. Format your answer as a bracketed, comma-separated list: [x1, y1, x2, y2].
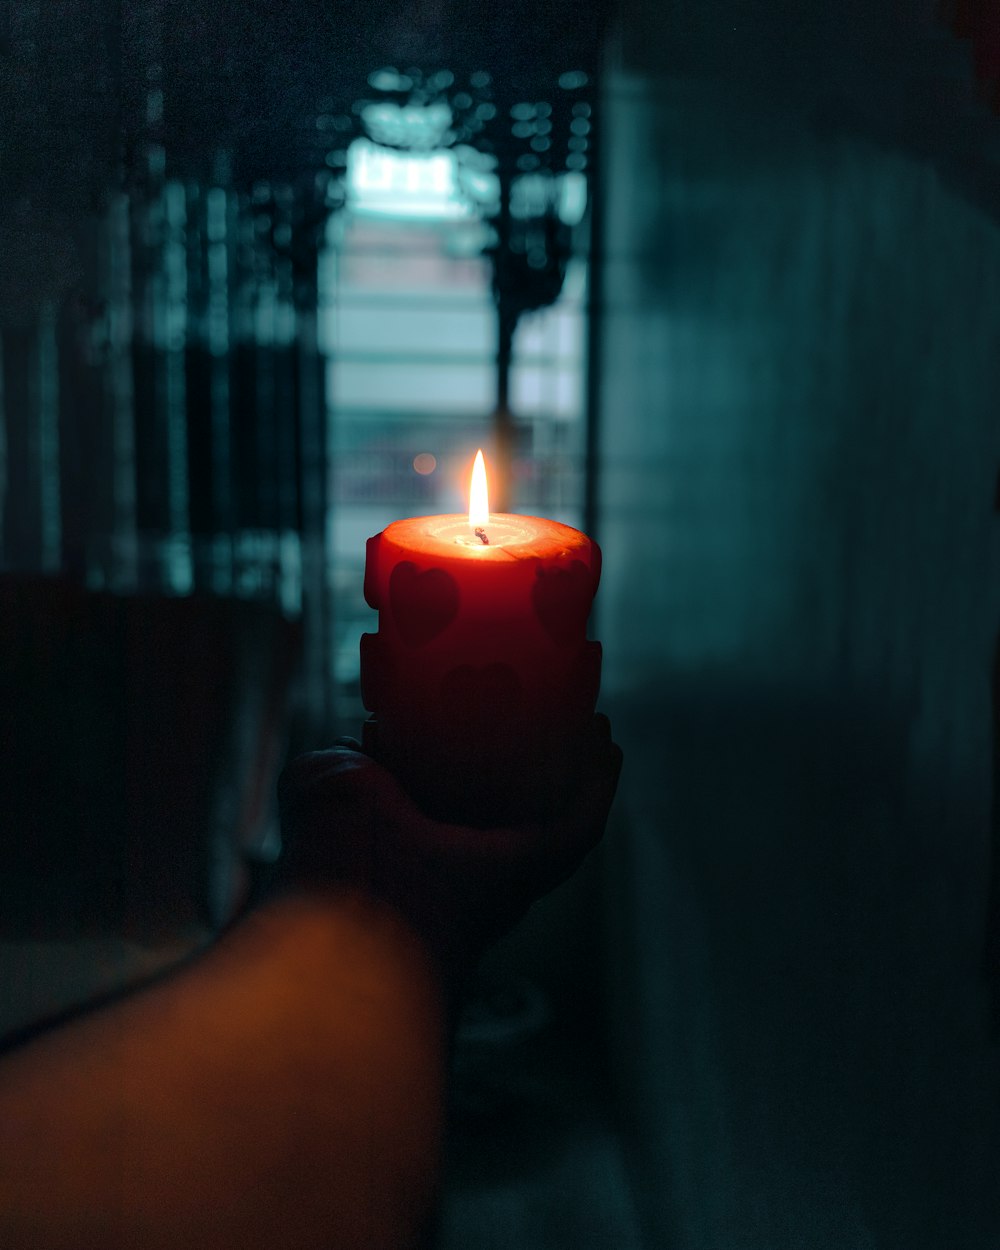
[383, 513, 591, 559]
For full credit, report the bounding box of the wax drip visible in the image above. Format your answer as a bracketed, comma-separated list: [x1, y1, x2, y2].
[474, 527, 489, 545]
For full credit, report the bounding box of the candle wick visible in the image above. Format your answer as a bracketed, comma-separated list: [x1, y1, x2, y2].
[474, 527, 490, 546]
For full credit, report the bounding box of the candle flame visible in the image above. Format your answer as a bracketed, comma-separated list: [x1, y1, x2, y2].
[468, 449, 489, 529]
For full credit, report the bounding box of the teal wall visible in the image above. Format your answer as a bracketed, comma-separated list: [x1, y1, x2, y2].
[597, 3, 1000, 1245]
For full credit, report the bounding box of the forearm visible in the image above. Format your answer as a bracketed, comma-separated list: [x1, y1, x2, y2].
[0, 888, 446, 1250]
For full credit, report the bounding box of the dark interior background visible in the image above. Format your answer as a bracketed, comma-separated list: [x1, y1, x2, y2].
[2, 1, 1000, 1247]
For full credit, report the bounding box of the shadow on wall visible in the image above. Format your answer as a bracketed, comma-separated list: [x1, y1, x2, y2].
[603, 671, 1000, 1250]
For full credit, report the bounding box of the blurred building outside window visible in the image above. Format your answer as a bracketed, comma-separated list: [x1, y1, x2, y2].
[324, 135, 589, 732]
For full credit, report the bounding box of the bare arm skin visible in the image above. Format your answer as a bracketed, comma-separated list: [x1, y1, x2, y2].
[0, 888, 446, 1250]
[0, 719, 622, 1250]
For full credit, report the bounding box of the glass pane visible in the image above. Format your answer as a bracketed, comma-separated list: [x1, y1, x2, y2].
[329, 359, 495, 413]
[330, 305, 495, 358]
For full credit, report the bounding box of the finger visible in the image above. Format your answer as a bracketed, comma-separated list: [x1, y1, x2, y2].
[277, 747, 371, 813]
[580, 729, 623, 826]
[534, 732, 622, 885]
[409, 721, 623, 870]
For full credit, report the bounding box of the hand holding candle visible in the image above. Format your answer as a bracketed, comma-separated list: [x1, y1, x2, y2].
[361, 451, 603, 824]
[278, 721, 621, 982]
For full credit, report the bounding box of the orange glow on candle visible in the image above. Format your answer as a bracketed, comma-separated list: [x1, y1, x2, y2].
[361, 466, 603, 822]
[468, 449, 489, 530]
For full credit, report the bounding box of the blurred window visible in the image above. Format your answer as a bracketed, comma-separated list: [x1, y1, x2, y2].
[322, 139, 588, 728]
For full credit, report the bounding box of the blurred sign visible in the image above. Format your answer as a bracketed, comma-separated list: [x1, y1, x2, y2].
[347, 139, 473, 220]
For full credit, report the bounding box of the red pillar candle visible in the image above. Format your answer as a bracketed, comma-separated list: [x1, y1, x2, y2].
[361, 452, 602, 824]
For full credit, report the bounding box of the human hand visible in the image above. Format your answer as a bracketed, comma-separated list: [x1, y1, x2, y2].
[276, 715, 622, 986]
